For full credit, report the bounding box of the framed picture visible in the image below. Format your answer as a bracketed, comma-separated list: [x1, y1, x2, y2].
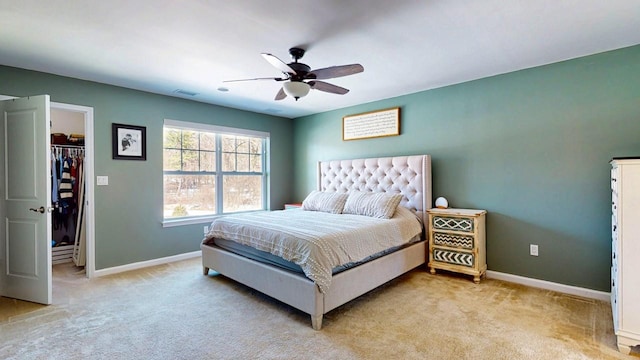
[112, 123, 146, 160]
[342, 107, 400, 141]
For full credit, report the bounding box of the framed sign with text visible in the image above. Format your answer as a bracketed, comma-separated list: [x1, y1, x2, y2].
[342, 107, 400, 141]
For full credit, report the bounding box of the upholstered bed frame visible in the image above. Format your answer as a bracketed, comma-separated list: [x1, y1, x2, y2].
[201, 154, 432, 330]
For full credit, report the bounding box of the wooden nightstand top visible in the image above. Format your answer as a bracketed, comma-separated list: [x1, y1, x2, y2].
[427, 208, 487, 216]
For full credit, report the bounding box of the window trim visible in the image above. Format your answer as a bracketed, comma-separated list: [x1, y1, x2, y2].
[161, 119, 270, 227]
[164, 119, 269, 138]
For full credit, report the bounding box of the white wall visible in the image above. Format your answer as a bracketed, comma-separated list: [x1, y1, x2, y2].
[51, 108, 84, 135]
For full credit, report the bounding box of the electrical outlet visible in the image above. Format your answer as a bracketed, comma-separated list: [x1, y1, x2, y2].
[96, 175, 109, 186]
[530, 244, 539, 256]
[203, 226, 208, 234]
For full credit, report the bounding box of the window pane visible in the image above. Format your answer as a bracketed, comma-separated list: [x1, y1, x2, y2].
[182, 150, 200, 171]
[163, 149, 181, 171]
[223, 175, 263, 213]
[249, 138, 262, 154]
[200, 151, 216, 172]
[164, 174, 216, 218]
[236, 154, 250, 172]
[236, 136, 250, 153]
[164, 128, 182, 148]
[222, 152, 236, 172]
[221, 136, 235, 152]
[182, 130, 199, 150]
[250, 154, 262, 172]
[200, 132, 215, 151]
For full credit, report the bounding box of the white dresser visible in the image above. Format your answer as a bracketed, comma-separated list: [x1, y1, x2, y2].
[610, 158, 640, 354]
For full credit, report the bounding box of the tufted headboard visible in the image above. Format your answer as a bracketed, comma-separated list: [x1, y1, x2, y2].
[318, 155, 432, 225]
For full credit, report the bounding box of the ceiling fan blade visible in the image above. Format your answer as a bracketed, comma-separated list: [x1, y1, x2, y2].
[309, 81, 349, 95]
[274, 87, 287, 101]
[223, 77, 285, 83]
[308, 64, 364, 80]
[261, 53, 297, 75]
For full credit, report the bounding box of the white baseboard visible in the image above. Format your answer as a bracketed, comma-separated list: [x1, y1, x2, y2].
[486, 270, 611, 302]
[94, 251, 201, 278]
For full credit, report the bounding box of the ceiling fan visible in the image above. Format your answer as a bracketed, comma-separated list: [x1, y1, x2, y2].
[224, 47, 364, 101]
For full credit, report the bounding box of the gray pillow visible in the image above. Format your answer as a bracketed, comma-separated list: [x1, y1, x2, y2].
[301, 190, 348, 214]
[343, 191, 403, 219]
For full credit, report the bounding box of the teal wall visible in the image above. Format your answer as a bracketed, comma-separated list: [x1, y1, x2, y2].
[292, 45, 640, 291]
[0, 66, 293, 270]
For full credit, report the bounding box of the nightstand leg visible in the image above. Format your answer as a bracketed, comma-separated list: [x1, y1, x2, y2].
[473, 275, 480, 284]
[430, 268, 436, 275]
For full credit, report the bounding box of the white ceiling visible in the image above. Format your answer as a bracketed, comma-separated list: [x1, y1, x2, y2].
[1, 1, 639, 119]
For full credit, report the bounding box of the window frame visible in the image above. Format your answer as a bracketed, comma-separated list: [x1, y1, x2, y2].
[162, 119, 270, 227]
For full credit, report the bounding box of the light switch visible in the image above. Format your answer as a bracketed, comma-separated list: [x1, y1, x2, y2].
[96, 176, 109, 186]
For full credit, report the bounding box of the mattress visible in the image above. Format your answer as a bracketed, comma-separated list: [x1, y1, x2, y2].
[211, 236, 422, 276]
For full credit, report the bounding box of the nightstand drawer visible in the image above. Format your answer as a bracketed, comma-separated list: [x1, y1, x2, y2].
[433, 248, 474, 267]
[432, 216, 474, 233]
[433, 232, 474, 249]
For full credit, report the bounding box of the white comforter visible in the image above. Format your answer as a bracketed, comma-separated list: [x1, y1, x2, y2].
[204, 206, 422, 293]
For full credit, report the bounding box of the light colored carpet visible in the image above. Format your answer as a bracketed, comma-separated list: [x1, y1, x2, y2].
[0, 258, 633, 359]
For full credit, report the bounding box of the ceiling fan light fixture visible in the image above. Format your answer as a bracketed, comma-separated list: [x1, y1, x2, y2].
[283, 81, 310, 100]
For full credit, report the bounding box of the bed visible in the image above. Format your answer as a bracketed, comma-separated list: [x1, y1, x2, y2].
[201, 154, 432, 330]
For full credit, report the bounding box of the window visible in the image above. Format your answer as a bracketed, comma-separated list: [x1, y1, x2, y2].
[163, 119, 269, 223]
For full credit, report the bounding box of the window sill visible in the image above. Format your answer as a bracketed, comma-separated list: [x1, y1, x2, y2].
[162, 210, 268, 228]
[162, 216, 218, 228]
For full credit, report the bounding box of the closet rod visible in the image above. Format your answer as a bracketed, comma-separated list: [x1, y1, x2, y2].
[51, 144, 84, 149]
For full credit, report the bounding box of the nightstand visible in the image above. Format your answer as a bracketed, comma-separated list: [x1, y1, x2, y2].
[284, 203, 302, 210]
[427, 208, 487, 283]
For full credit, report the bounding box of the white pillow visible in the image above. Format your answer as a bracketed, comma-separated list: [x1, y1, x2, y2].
[301, 190, 348, 214]
[343, 191, 403, 219]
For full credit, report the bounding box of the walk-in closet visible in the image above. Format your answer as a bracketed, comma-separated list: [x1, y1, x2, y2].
[51, 108, 86, 271]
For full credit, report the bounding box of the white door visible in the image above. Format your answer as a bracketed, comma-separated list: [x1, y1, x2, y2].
[0, 95, 52, 304]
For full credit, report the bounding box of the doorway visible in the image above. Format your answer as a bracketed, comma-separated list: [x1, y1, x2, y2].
[49, 102, 95, 280]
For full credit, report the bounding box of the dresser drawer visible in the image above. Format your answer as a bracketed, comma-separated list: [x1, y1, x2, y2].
[433, 232, 474, 249]
[432, 216, 474, 233]
[433, 248, 474, 267]
[611, 266, 619, 331]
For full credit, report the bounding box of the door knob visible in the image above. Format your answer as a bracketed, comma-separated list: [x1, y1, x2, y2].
[29, 206, 46, 214]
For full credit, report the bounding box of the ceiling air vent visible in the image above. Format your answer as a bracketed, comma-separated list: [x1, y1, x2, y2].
[173, 89, 199, 96]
